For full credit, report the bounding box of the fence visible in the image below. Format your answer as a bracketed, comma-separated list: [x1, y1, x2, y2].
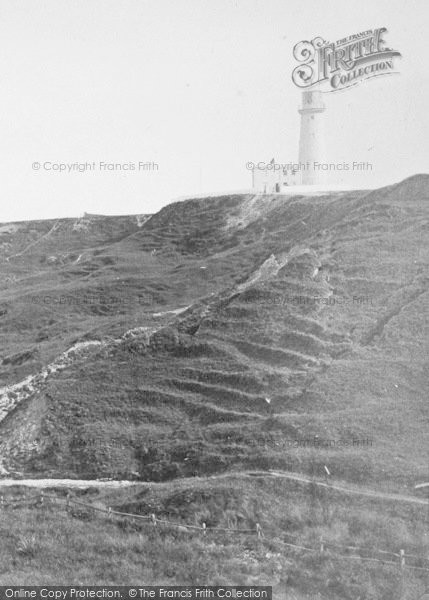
[1, 491, 429, 573]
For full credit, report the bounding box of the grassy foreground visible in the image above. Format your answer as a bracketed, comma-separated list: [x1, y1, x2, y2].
[0, 477, 428, 599]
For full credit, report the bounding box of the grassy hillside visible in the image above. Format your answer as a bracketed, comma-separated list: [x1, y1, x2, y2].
[0, 176, 428, 596]
[1, 177, 428, 486]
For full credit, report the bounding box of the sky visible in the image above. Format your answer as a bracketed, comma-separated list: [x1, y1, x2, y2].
[0, 0, 428, 222]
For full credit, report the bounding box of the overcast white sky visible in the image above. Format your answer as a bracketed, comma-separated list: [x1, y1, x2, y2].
[0, 0, 428, 222]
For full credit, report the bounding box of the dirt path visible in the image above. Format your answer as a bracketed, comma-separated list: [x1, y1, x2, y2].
[0, 478, 140, 489]
[0, 470, 427, 506]
[264, 470, 429, 506]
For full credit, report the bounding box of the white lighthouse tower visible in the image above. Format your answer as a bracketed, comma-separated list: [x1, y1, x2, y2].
[298, 90, 326, 185]
[251, 88, 330, 193]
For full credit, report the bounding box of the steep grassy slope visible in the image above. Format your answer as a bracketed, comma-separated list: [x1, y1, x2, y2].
[0, 177, 428, 491]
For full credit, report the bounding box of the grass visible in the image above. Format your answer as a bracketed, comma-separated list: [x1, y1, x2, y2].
[0, 477, 428, 599]
[1, 176, 429, 595]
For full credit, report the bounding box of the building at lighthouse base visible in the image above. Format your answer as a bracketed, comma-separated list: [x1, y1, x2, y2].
[251, 160, 301, 193]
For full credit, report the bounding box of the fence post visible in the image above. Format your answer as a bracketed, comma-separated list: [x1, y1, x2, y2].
[256, 523, 262, 539]
[40, 491, 44, 506]
[151, 513, 157, 526]
[108, 507, 112, 520]
[203, 522, 207, 536]
[0, 495, 3, 507]
[399, 549, 406, 600]
[320, 536, 324, 554]
[66, 493, 70, 512]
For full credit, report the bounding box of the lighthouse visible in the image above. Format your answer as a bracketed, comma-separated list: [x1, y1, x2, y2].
[298, 90, 326, 185]
[251, 88, 329, 192]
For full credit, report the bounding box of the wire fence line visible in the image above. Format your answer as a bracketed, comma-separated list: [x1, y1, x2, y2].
[1, 491, 429, 573]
